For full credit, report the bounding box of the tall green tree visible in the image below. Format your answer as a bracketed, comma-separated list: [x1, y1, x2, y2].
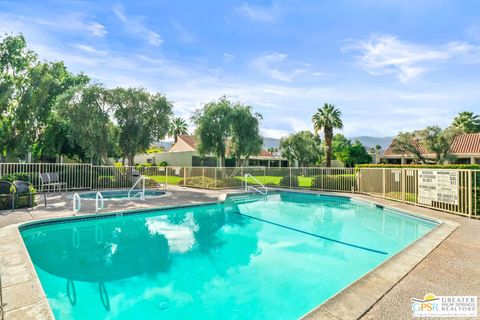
[332, 134, 372, 167]
[0, 34, 89, 161]
[391, 131, 426, 163]
[56, 85, 117, 164]
[419, 126, 459, 164]
[451, 111, 480, 133]
[280, 131, 323, 166]
[169, 117, 188, 143]
[15, 61, 89, 157]
[0, 34, 37, 160]
[193, 98, 232, 167]
[32, 113, 87, 162]
[193, 97, 262, 167]
[111, 88, 173, 165]
[392, 126, 460, 164]
[312, 103, 343, 167]
[230, 105, 263, 167]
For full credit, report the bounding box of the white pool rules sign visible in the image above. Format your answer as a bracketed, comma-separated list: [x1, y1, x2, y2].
[418, 170, 459, 206]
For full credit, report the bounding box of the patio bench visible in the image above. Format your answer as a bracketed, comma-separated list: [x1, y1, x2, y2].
[40, 172, 67, 193]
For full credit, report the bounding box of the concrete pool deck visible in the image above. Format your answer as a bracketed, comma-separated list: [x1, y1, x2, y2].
[0, 187, 478, 319]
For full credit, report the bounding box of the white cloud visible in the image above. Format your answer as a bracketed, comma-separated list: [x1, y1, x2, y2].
[0, 12, 107, 38]
[1, 10, 478, 139]
[223, 53, 235, 62]
[261, 128, 290, 139]
[113, 6, 163, 46]
[251, 52, 320, 82]
[345, 34, 474, 82]
[236, 3, 277, 22]
[72, 44, 107, 56]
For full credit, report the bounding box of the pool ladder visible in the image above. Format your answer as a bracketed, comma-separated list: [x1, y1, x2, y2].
[244, 174, 268, 195]
[72, 192, 104, 213]
[128, 176, 145, 200]
[73, 193, 81, 213]
[95, 192, 104, 212]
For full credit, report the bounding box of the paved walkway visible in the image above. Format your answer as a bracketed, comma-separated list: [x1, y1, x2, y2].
[0, 186, 226, 229]
[357, 194, 480, 319]
[0, 188, 479, 319]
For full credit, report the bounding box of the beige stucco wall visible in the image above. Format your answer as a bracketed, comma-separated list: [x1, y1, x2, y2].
[134, 151, 195, 166]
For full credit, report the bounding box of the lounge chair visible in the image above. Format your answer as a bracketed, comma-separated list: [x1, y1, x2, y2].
[40, 172, 67, 193]
[0, 181, 15, 212]
[13, 180, 35, 210]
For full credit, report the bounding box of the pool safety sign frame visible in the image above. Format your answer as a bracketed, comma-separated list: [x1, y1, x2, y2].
[418, 170, 459, 206]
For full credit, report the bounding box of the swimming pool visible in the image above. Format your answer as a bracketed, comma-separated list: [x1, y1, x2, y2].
[20, 192, 438, 319]
[73, 189, 167, 200]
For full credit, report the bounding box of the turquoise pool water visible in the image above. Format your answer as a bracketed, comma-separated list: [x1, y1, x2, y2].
[77, 189, 165, 200]
[20, 192, 437, 319]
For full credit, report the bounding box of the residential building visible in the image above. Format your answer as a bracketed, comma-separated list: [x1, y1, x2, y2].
[382, 133, 480, 164]
[134, 135, 289, 167]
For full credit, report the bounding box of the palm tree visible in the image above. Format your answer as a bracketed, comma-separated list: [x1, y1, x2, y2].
[169, 117, 188, 143]
[452, 111, 480, 133]
[312, 103, 343, 167]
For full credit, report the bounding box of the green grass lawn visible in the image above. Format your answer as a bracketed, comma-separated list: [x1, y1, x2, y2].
[147, 174, 314, 188]
[235, 175, 313, 187]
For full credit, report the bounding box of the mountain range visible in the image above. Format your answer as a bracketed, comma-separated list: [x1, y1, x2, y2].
[263, 136, 393, 150]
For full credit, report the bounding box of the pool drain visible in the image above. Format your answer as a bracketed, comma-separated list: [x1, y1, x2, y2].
[159, 301, 169, 310]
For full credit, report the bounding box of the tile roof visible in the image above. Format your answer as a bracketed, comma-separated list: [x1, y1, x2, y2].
[259, 150, 273, 157]
[451, 133, 480, 154]
[384, 133, 480, 156]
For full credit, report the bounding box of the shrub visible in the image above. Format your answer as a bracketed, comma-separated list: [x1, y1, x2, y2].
[177, 176, 240, 189]
[158, 161, 168, 167]
[312, 174, 356, 191]
[279, 175, 298, 187]
[144, 177, 159, 187]
[97, 176, 116, 187]
[0, 173, 31, 182]
[136, 163, 152, 168]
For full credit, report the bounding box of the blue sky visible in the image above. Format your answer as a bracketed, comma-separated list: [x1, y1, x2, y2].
[1, 0, 480, 139]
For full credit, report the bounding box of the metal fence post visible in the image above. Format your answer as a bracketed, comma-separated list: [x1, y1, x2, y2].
[382, 168, 386, 198]
[468, 170, 472, 218]
[214, 168, 217, 190]
[289, 166, 292, 189]
[264, 166, 266, 186]
[183, 167, 186, 187]
[89, 164, 93, 190]
[401, 169, 406, 202]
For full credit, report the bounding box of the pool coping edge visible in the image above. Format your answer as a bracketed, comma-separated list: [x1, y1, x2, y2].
[0, 225, 54, 320]
[1, 189, 459, 320]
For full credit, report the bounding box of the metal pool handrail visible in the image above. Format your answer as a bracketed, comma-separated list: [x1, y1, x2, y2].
[73, 193, 81, 212]
[95, 192, 104, 212]
[244, 174, 268, 195]
[128, 176, 145, 200]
